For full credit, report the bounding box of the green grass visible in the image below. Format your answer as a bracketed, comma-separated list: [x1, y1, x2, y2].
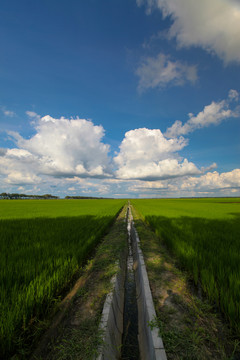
[131, 198, 240, 332]
[0, 199, 125, 219]
[0, 199, 125, 358]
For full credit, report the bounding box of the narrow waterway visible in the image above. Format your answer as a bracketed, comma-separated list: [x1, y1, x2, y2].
[120, 207, 139, 360]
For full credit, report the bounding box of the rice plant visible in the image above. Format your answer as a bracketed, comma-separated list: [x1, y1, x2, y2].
[0, 199, 125, 357]
[131, 198, 240, 332]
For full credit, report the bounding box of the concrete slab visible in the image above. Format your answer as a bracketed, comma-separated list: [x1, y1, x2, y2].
[130, 207, 167, 360]
[95, 246, 127, 360]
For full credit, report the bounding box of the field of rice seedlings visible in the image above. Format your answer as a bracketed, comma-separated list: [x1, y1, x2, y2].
[0, 199, 125, 358]
[131, 198, 240, 332]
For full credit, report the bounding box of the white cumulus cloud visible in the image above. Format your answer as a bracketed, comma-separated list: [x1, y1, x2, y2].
[165, 90, 239, 137]
[5, 171, 41, 185]
[136, 53, 197, 92]
[9, 115, 111, 178]
[137, 0, 240, 64]
[181, 169, 240, 191]
[0, 115, 112, 185]
[127, 168, 240, 197]
[114, 128, 200, 180]
[0, 148, 41, 185]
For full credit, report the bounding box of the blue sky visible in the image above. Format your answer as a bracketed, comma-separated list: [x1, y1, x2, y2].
[0, 0, 240, 198]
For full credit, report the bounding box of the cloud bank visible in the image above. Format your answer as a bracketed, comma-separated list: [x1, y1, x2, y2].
[0, 91, 239, 197]
[137, 0, 240, 64]
[130, 168, 240, 196]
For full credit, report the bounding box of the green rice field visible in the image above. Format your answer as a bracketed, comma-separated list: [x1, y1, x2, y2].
[0, 199, 125, 357]
[131, 198, 240, 332]
[2, 197, 240, 357]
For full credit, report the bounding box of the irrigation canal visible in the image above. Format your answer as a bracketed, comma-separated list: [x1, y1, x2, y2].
[97, 205, 167, 360]
[120, 206, 139, 359]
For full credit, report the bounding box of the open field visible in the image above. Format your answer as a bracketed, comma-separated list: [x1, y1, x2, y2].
[131, 198, 240, 332]
[0, 199, 125, 358]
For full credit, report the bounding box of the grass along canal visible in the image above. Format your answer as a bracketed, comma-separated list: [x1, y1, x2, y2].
[30, 204, 166, 360]
[131, 204, 240, 360]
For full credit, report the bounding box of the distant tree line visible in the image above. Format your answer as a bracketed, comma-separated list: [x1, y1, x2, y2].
[65, 196, 112, 199]
[0, 193, 113, 200]
[0, 193, 59, 200]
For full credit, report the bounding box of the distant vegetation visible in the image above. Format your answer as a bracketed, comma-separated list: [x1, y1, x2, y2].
[65, 195, 112, 199]
[0, 193, 59, 200]
[0, 193, 113, 200]
[131, 198, 240, 333]
[0, 199, 125, 358]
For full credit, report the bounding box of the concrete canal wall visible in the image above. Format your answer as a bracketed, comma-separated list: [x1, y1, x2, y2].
[96, 206, 167, 360]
